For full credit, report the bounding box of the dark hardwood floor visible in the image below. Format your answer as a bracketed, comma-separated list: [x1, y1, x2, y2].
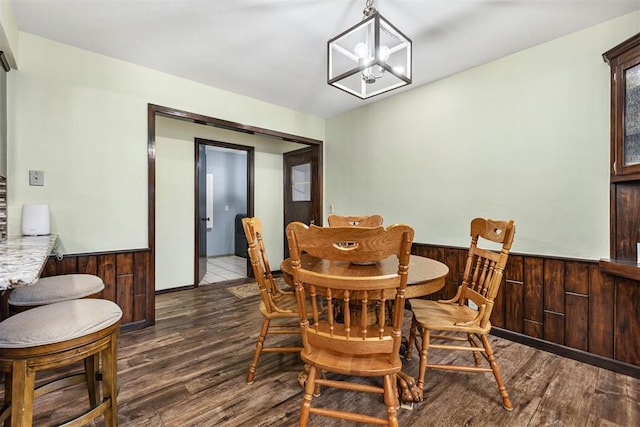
[14, 284, 640, 426]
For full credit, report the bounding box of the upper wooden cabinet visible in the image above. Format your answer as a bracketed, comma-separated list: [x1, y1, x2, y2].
[603, 33, 640, 181]
[600, 33, 640, 278]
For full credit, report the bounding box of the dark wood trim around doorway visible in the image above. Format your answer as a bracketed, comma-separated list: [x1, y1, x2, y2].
[147, 103, 323, 327]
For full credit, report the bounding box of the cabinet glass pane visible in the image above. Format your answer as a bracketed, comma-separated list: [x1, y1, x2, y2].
[292, 163, 311, 201]
[624, 63, 640, 166]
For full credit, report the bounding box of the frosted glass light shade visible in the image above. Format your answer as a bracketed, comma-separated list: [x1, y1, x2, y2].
[328, 11, 411, 99]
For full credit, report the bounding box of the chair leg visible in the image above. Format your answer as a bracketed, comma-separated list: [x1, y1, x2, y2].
[299, 365, 317, 427]
[247, 318, 270, 384]
[391, 373, 399, 409]
[416, 329, 430, 392]
[406, 316, 417, 361]
[313, 368, 322, 397]
[481, 334, 513, 411]
[468, 333, 483, 367]
[383, 374, 399, 427]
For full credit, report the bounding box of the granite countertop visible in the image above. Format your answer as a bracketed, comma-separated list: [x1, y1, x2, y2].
[0, 235, 59, 290]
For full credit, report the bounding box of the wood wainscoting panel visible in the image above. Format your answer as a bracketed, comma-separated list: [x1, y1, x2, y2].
[116, 253, 134, 275]
[565, 292, 589, 351]
[565, 261, 590, 294]
[504, 255, 524, 333]
[543, 310, 565, 345]
[117, 274, 134, 324]
[524, 256, 544, 337]
[412, 243, 639, 376]
[589, 265, 614, 358]
[77, 256, 98, 275]
[543, 259, 565, 314]
[492, 281, 506, 329]
[57, 256, 77, 275]
[134, 252, 149, 320]
[42, 249, 150, 329]
[524, 319, 544, 338]
[97, 254, 116, 302]
[615, 277, 640, 365]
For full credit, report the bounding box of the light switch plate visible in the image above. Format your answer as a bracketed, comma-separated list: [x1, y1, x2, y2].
[29, 170, 44, 186]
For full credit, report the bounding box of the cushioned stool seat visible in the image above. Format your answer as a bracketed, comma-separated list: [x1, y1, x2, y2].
[8, 274, 105, 314]
[0, 299, 122, 426]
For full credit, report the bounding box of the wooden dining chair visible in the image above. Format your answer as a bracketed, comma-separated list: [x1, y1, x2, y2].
[241, 216, 308, 384]
[327, 214, 383, 227]
[406, 218, 515, 410]
[286, 222, 414, 427]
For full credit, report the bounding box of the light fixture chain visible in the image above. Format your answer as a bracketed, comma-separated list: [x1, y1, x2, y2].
[363, 0, 376, 18]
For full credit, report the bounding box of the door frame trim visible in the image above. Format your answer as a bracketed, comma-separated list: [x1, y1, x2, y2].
[148, 103, 323, 326]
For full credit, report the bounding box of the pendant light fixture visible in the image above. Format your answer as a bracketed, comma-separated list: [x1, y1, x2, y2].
[327, 0, 412, 99]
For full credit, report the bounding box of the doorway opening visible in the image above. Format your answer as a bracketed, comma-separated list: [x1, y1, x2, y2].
[195, 139, 253, 286]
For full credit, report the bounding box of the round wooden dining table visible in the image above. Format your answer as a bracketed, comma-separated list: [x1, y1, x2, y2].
[280, 254, 449, 298]
[280, 253, 449, 404]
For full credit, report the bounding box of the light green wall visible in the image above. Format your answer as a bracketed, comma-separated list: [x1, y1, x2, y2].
[7, 32, 324, 258]
[326, 11, 639, 259]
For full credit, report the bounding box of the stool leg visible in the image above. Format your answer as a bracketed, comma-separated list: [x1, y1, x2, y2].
[11, 360, 36, 427]
[101, 334, 118, 426]
[84, 354, 99, 407]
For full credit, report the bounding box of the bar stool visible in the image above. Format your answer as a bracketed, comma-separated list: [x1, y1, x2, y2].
[0, 298, 122, 426]
[7, 274, 105, 315]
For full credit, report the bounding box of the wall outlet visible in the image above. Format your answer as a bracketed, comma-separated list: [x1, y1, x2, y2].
[328, 203, 334, 213]
[29, 170, 44, 186]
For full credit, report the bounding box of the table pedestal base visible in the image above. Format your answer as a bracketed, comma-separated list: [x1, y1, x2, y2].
[397, 371, 423, 403]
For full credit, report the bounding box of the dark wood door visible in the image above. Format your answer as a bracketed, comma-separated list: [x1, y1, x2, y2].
[195, 143, 208, 285]
[283, 146, 321, 258]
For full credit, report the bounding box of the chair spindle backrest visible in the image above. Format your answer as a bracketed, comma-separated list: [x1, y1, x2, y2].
[242, 217, 287, 314]
[286, 223, 414, 362]
[460, 218, 515, 326]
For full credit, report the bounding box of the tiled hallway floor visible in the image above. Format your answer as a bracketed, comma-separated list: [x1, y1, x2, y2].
[199, 255, 247, 285]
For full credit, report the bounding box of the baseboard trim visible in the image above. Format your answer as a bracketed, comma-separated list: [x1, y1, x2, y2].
[120, 319, 149, 334]
[491, 327, 640, 379]
[155, 285, 195, 295]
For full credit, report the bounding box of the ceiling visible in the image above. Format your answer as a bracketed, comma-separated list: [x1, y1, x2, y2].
[9, 0, 640, 118]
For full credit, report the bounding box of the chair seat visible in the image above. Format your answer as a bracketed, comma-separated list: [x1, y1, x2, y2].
[301, 347, 401, 377]
[8, 274, 105, 307]
[410, 298, 491, 334]
[0, 299, 122, 348]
